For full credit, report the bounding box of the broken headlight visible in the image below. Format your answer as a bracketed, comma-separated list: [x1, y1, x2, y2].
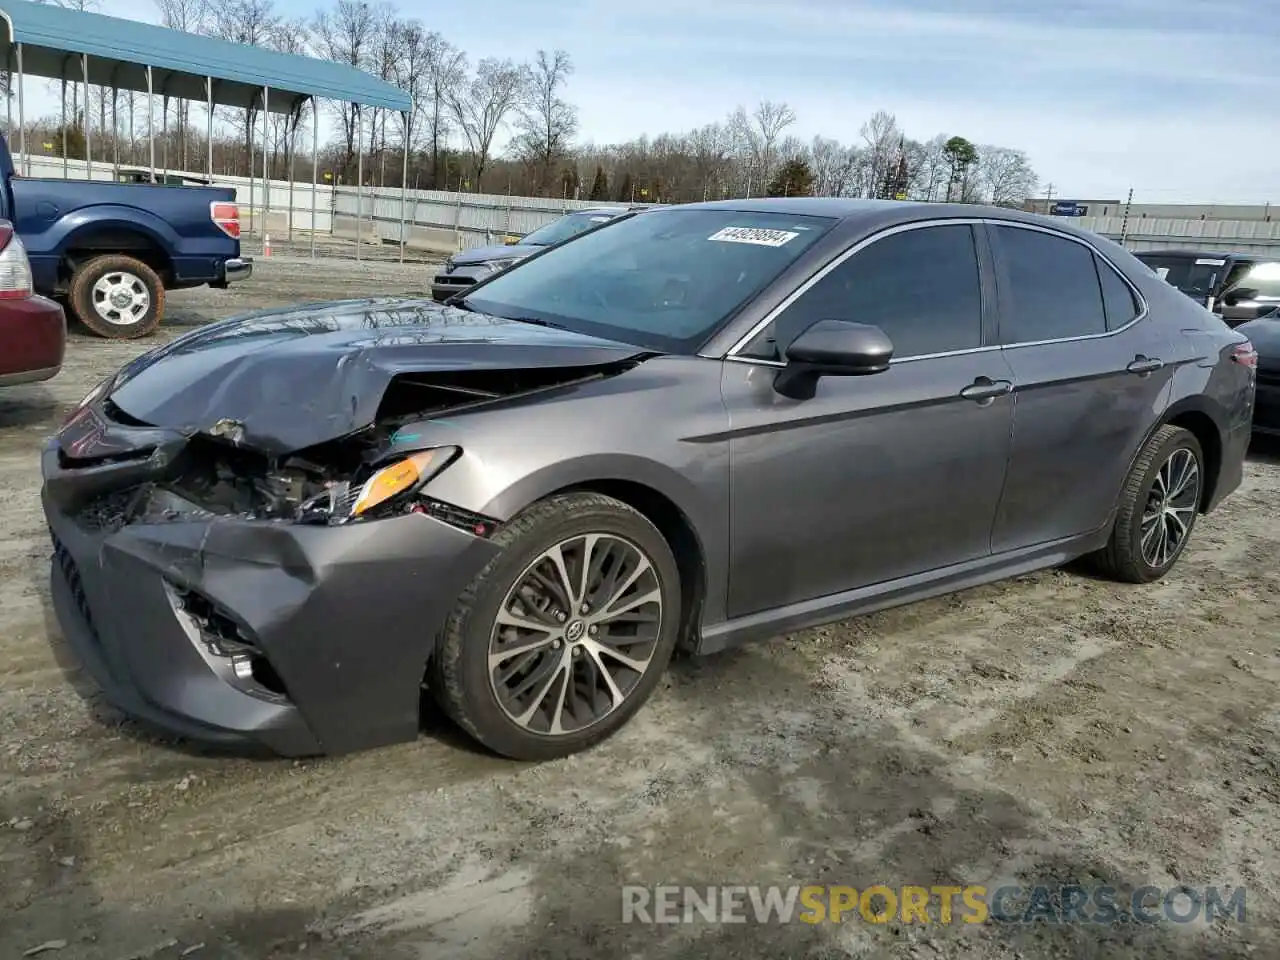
[296, 446, 459, 525]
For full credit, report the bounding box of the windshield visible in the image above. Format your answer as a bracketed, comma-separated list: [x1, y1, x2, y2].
[521, 212, 619, 247]
[1137, 255, 1230, 300]
[462, 208, 837, 352]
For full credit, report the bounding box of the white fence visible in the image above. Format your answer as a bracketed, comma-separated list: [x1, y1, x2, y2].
[11, 153, 611, 254]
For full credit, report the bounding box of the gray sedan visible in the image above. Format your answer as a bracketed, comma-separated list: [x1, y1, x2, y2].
[41, 198, 1255, 762]
[430, 207, 633, 302]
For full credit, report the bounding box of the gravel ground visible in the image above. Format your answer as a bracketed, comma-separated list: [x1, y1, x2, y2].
[1, 259, 1278, 960]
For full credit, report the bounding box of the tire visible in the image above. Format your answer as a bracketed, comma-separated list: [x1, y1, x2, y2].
[68, 254, 165, 339]
[1093, 425, 1205, 584]
[430, 492, 682, 761]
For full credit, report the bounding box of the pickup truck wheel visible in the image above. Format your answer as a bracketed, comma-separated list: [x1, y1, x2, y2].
[69, 255, 164, 339]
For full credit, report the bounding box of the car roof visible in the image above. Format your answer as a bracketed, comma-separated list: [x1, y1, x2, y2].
[662, 197, 1112, 238]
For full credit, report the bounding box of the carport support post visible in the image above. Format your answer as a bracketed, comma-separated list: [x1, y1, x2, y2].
[14, 44, 26, 175]
[261, 85, 270, 257]
[161, 95, 169, 180]
[111, 86, 119, 176]
[205, 77, 213, 180]
[355, 104, 363, 264]
[82, 54, 91, 180]
[399, 106, 409, 264]
[146, 66, 155, 180]
[310, 98, 318, 260]
[60, 78, 68, 178]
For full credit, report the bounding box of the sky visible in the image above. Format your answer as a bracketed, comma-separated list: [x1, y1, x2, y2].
[20, 0, 1280, 203]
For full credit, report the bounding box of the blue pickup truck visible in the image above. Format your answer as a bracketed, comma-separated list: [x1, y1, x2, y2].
[0, 133, 251, 339]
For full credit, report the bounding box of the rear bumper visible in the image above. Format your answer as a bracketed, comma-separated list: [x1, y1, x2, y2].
[0, 295, 66, 385]
[223, 257, 253, 284]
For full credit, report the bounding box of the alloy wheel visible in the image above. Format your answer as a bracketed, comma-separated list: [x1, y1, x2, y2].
[487, 533, 664, 736]
[1140, 447, 1200, 568]
[91, 271, 151, 325]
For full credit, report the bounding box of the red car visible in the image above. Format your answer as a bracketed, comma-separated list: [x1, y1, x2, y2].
[0, 220, 65, 386]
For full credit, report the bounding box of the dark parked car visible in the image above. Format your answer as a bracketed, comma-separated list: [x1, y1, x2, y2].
[1236, 307, 1280, 436]
[430, 207, 638, 302]
[1135, 249, 1280, 325]
[0, 219, 66, 387]
[42, 199, 1255, 762]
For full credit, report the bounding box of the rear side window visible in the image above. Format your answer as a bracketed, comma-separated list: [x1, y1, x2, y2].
[991, 225, 1107, 343]
[1096, 256, 1141, 330]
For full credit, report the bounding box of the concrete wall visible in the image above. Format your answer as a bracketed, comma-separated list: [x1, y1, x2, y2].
[1079, 215, 1280, 255]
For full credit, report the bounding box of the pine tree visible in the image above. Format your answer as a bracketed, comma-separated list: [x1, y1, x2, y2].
[615, 172, 634, 203]
[766, 158, 814, 197]
[588, 165, 609, 201]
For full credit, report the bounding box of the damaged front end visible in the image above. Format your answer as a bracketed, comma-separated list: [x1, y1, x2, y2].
[39, 355, 643, 755]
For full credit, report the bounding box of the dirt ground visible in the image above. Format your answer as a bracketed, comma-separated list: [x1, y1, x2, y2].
[2, 258, 1278, 960]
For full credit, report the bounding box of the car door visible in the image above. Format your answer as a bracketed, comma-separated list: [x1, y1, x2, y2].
[985, 222, 1176, 554]
[721, 221, 1016, 620]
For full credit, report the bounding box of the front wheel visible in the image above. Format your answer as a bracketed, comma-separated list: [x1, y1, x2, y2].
[1094, 424, 1204, 583]
[68, 254, 165, 339]
[430, 492, 682, 761]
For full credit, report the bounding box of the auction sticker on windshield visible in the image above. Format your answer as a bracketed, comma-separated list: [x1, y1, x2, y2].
[708, 226, 800, 247]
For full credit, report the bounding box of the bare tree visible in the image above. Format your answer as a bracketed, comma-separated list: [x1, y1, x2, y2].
[422, 33, 465, 189]
[859, 110, 901, 199]
[446, 57, 525, 191]
[311, 0, 378, 179]
[154, 0, 209, 170]
[976, 145, 1038, 206]
[751, 99, 796, 184]
[205, 0, 281, 173]
[511, 49, 577, 195]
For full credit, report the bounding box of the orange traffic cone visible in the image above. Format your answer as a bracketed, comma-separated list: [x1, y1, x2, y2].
[264, 234, 272, 258]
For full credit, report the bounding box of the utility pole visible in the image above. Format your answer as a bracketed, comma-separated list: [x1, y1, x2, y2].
[1043, 182, 1054, 213]
[1120, 187, 1134, 246]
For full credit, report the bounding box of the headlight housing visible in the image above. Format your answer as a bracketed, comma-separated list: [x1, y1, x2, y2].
[297, 446, 459, 525]
[485, 258, 517, 272]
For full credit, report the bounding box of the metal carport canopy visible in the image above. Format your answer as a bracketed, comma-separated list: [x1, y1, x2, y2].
[0, 0, 409, 112]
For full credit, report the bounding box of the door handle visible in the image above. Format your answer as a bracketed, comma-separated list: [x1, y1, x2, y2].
[1127, 355, 1164, 375]
[960, 377, 1013, 403]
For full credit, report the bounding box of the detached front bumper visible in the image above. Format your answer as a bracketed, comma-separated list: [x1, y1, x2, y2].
[41, 441, 500, 756]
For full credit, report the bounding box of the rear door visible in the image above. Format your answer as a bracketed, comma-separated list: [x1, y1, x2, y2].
[987, 222, 1176, 553]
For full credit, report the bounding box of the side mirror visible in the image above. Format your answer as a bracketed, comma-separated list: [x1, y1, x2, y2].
[1223, 287, 1259, 306]
[773, 319, 894, 400]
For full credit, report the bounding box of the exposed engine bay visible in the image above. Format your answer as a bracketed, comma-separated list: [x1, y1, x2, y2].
[62, 360, 645, 533]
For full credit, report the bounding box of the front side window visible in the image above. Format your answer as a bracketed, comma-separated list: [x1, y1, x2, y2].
[740, 223, 984, 361]
[463, 208, 837, 353]
[991, 226, 1107, 343]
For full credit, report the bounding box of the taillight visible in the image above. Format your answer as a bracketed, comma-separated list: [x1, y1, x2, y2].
[211, 201, 241, 239]
[0, 227, 33, 300]
[1231, 341, 1257, 368]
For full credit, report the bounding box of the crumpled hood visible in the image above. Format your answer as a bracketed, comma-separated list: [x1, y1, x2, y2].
[101, 297, 648, 456]
[450, 243, 541, 266]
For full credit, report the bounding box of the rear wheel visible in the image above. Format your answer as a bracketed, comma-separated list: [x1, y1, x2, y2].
[69, 254, 164, 339]
[1094, 424, 1204, 583]
[430, 492, 681, 761]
